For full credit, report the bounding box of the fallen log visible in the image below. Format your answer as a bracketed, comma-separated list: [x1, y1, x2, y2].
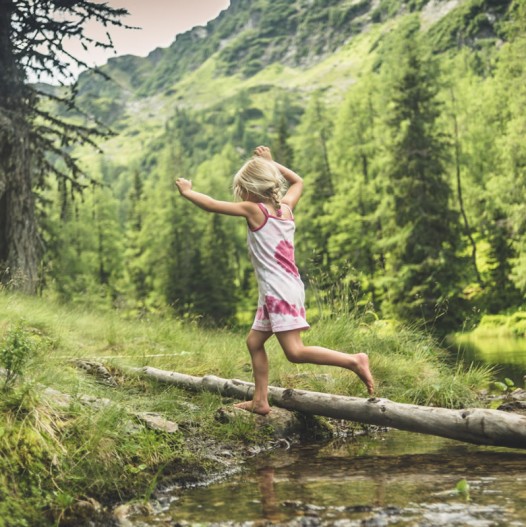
[131, 366, 526, 450]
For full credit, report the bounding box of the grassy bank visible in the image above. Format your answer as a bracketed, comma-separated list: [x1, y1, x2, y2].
[460, 312, 526, 338]
[0, 292, 492, 526]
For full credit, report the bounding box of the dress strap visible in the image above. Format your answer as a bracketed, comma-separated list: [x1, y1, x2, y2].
[257, 203, 270, 216]
[280, 203, 294, 220]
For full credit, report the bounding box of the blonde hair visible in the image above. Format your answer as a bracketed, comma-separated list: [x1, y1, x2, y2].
[233, 157, 286, 211]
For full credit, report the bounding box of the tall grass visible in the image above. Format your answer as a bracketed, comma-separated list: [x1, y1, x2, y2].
[0, 291, 493, 406]
[0, 291, 493, 526]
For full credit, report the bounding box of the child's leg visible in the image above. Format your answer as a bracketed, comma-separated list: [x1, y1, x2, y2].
[234, 329, 273, 415]
[275, 330, 375, 395]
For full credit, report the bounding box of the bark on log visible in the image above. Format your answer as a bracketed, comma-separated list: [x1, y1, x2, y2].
[133, 366, 526, 450]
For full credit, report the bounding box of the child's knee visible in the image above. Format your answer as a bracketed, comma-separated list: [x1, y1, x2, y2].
[246, 334, 261, 354]
[246, 337, 256, 353]
[283, 346, 304, 364]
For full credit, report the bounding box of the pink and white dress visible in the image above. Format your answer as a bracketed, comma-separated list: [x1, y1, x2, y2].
[248, 203, 310, 333]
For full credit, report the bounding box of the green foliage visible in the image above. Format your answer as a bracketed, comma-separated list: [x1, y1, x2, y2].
[0, 323, 36, 391]
[270, 103, 294, 168]
[495, 0, 526, 297]
[30, 0, 526, 333]
[455, 478, 471, 500]
[379, 18, 466, 332]
[293, 92, 335, 274]
[194, 214, 239, 326]
[475, 311, 526, 337]
[493, 376, 515, 394]
[329, 76, 382, 296]
[427, 0, 511, 53]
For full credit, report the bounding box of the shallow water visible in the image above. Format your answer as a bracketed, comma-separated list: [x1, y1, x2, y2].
[453, 335, 526, 387]
[128, 335, 526, 526]
[129, 430, 526, 526]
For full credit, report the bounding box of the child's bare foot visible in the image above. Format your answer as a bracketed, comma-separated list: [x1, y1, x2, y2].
[234, 400, 271, 415]
[351, 353, 375, 396]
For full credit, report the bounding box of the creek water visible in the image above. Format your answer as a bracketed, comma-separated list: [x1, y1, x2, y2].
[452, 334, 526, 388]
[129, 430, 526, 526]
[129, 339, 526, 526]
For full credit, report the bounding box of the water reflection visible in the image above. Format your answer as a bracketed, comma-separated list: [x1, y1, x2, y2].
[452, 334, 526, 386]
[256, 466, 281, 522]
[135, 431, 526, 525]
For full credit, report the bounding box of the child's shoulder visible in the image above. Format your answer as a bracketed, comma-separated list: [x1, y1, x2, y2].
[239, 200, 262, 212]
[242, 201, 266, 230]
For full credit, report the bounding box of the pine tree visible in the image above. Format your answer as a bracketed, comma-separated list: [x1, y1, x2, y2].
[381, 18, 464, 331]
[270, 97, 294, 168]
[330, 79, 382, 290]
[483, 209, 522, 313]
[91, 182, 124, 302]
[124, 170, 151, 307]
[494, 0, 526, 295]
[42, 186, 89, 301]
[293, 93, 335, 277]
[164, 132, 209, 317]
[194, 214, 238, 326]
[184, 145, 244, 324]
[0, 0, 128, 292]
[164, 195, 201, 316]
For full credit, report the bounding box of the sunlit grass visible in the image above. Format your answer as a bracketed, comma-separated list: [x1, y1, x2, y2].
[0, 290, 496, 525]
[0, 291, 493, 408]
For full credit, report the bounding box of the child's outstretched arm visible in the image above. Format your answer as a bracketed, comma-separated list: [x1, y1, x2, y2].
[175, 177, 261, 225]
[254, 146, 303, 209]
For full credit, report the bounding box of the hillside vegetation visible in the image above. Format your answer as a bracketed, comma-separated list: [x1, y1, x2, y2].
[40, 0, 525, 335]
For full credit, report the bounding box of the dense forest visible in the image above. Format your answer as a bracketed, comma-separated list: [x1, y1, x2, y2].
[12, 0, 526, 334]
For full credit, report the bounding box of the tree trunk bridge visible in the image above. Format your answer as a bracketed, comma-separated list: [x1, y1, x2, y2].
[132, 367, 526, 450]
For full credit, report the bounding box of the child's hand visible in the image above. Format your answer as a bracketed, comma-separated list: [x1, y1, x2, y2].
[254, 145, 273, 161]
[175, 177, 192, 195]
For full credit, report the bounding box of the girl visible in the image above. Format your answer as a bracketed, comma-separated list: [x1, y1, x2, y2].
[175, 146, 374, 415]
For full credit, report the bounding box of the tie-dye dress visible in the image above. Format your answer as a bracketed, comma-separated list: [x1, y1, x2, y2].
[248, 203, 310, 333]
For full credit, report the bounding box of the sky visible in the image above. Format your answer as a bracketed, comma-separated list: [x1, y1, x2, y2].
[64, 0, 231, 76]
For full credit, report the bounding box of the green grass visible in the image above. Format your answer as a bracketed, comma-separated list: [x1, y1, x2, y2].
[0, 290, 494, 408]
[0, 291, 493, 526]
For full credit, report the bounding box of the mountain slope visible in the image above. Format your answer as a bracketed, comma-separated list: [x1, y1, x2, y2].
[68, 0, 510, 162]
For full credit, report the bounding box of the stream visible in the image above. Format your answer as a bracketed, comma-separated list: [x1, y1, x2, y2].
[128, 337, 526, 527]
[128, 429, 526, 526]
[452, 334, 526, 388]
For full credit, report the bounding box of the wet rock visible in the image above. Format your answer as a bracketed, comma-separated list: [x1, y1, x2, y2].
[378, 505, 400, 516]
[343, 504, 373, 513]
[511, 388, 526, 401]
[283, 499, 304, 509]
[282, 500, 325, 513]
[59, 497, 114, 527]
[361, 516, 388, 527]
[113, 502, 155, 526]
[497, 399, 526, 415]
[407, 502, 505, 527]
[203, 450, 238, 466]
[296, 517, 323, 527]
[215, 406, 305, 439]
